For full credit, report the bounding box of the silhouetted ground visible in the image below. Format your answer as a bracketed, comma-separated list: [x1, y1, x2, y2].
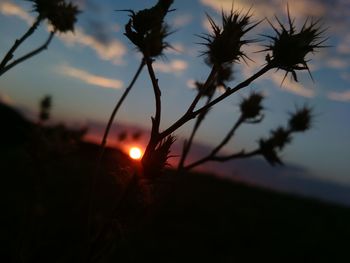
[1, 103, 350, 262]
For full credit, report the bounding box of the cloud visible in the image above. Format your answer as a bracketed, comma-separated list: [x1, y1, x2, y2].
[337, 34, 350, 55]
[325, 58, 349, 69]
[328, 90, 350, 102]
[0, 1, 33, 24]
[58, 65, 123, 89]
[200, 0, 327, 20]
[186, 79, 197, 89]
[0, 1, 127, 65]
[58, 28, 127, 64]
[153, 59, 188, 73]
[172, 14, 193, 27]
[270, 72, 315, 98]
[0, 92, 13, 105]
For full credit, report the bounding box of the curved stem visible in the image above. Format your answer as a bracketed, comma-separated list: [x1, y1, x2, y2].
[178, 94, 213, 170]
[0, 31, 55, 77]
[141, 56, 163, 169]
[0, 16, 41, 70]
[212, 149, 260, 162]
[89, 59, 145, 258]
[97, 59, 145, 165]
[186, 149, 260, 170]
[185, 116, 244, 170]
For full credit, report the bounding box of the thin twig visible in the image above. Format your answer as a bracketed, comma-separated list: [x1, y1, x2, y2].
[212, 149, 260, 162]
[178, 66, 218, 169]
[89, 59, 145, 258]
[184, 116, 244, 170]
[142, 56, 163, 166]
[178, 94, 213, 170]
[0, 31, 55, 76]
[0, 17, 41, 70]
[97, 59, 145, 168]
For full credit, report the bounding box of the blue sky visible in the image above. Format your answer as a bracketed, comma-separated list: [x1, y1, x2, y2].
[1, 0, 350, 186]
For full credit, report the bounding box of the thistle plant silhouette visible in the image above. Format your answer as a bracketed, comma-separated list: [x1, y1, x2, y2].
[0, 0, 79, 77]
[109, 0, 326, 179]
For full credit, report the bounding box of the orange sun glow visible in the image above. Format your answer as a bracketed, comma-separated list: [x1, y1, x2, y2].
[129, 147, 143, 160]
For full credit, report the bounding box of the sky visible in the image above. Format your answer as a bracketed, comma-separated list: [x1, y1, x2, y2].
[0, 0, 350, 188]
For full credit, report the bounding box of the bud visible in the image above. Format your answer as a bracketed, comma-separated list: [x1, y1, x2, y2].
[263, 6, 326, 82]
[289, 106, 312, 132]
[269, 127, 291, 150]
[142, 135, 175, 178]
[259, 138, 283, 166]
[200, 9, 258, 66]
[123, 0, 173, 57]
[240, 92, 264, 120]
[29, 0, 79, 32]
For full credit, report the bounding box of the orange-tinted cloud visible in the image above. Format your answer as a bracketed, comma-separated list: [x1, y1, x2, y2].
[153, 59, 188, 73]
[328, 90, 350, 102]
[58, 65, 123, 89]
[0, 1, 33, 24]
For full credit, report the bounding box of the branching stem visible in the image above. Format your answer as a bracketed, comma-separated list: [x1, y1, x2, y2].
[0, 17, 41, 70]
[159, 64, 273, 141]
[0, 31, 55, 77]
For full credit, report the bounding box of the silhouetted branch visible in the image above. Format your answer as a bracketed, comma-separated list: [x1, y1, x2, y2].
[0, 17, 41, 70]
[184, 116, 244, 170]
[178, 67, 217, 169]
[159, 64, 273, 141]
[98, 59, 145, 165]
[0, 31, 55, 76]
[142, 56, 163, 169]
[211, 149, 261, 162]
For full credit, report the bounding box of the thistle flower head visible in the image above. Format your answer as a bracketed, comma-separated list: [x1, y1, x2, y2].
[263, 6, 327, 82]
[269, 127, 292, 150]
[28, 0, 79, 32]
[200, 8, 258, 66]
[289, 106, 313, 132]
[123, 0, 174, 57]
[258, 138, 283, 166]
[240, 92, 264, 120]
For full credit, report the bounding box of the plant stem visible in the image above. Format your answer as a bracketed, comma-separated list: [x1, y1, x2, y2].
[178, 66, 218, 169]
[184, 116, 244, 170]
[212, 149, 260, 162]
[141, 56, 163, 170]
[159, 64, 273, 141]
[97, 59, 145, 166]
[0, 31, 55, 77]
[0, 17, 41, 70]
[89, 59, 145, 260]
[178, 95, 212, 170]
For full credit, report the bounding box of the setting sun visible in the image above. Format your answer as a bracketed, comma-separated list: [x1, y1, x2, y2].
[129, 147, 143, 160]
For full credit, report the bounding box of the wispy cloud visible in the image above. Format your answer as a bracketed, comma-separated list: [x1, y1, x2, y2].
[153, 59, 188, 73]
[172, 13, 193, 27]
[270, 73, 315, 98]
[0, 1, 33, 24]
[328, 90, 350, 102]
[337, 34, 350, 55]
[0, 1, 127, 65]
[59, 28, 127, 64]
[200, 0, 327, 20]
[58, 65, 123, 89]
[325, 58, 349, 69]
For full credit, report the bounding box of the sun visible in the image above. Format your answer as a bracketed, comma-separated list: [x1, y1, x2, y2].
[129, 147, 143, 160]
